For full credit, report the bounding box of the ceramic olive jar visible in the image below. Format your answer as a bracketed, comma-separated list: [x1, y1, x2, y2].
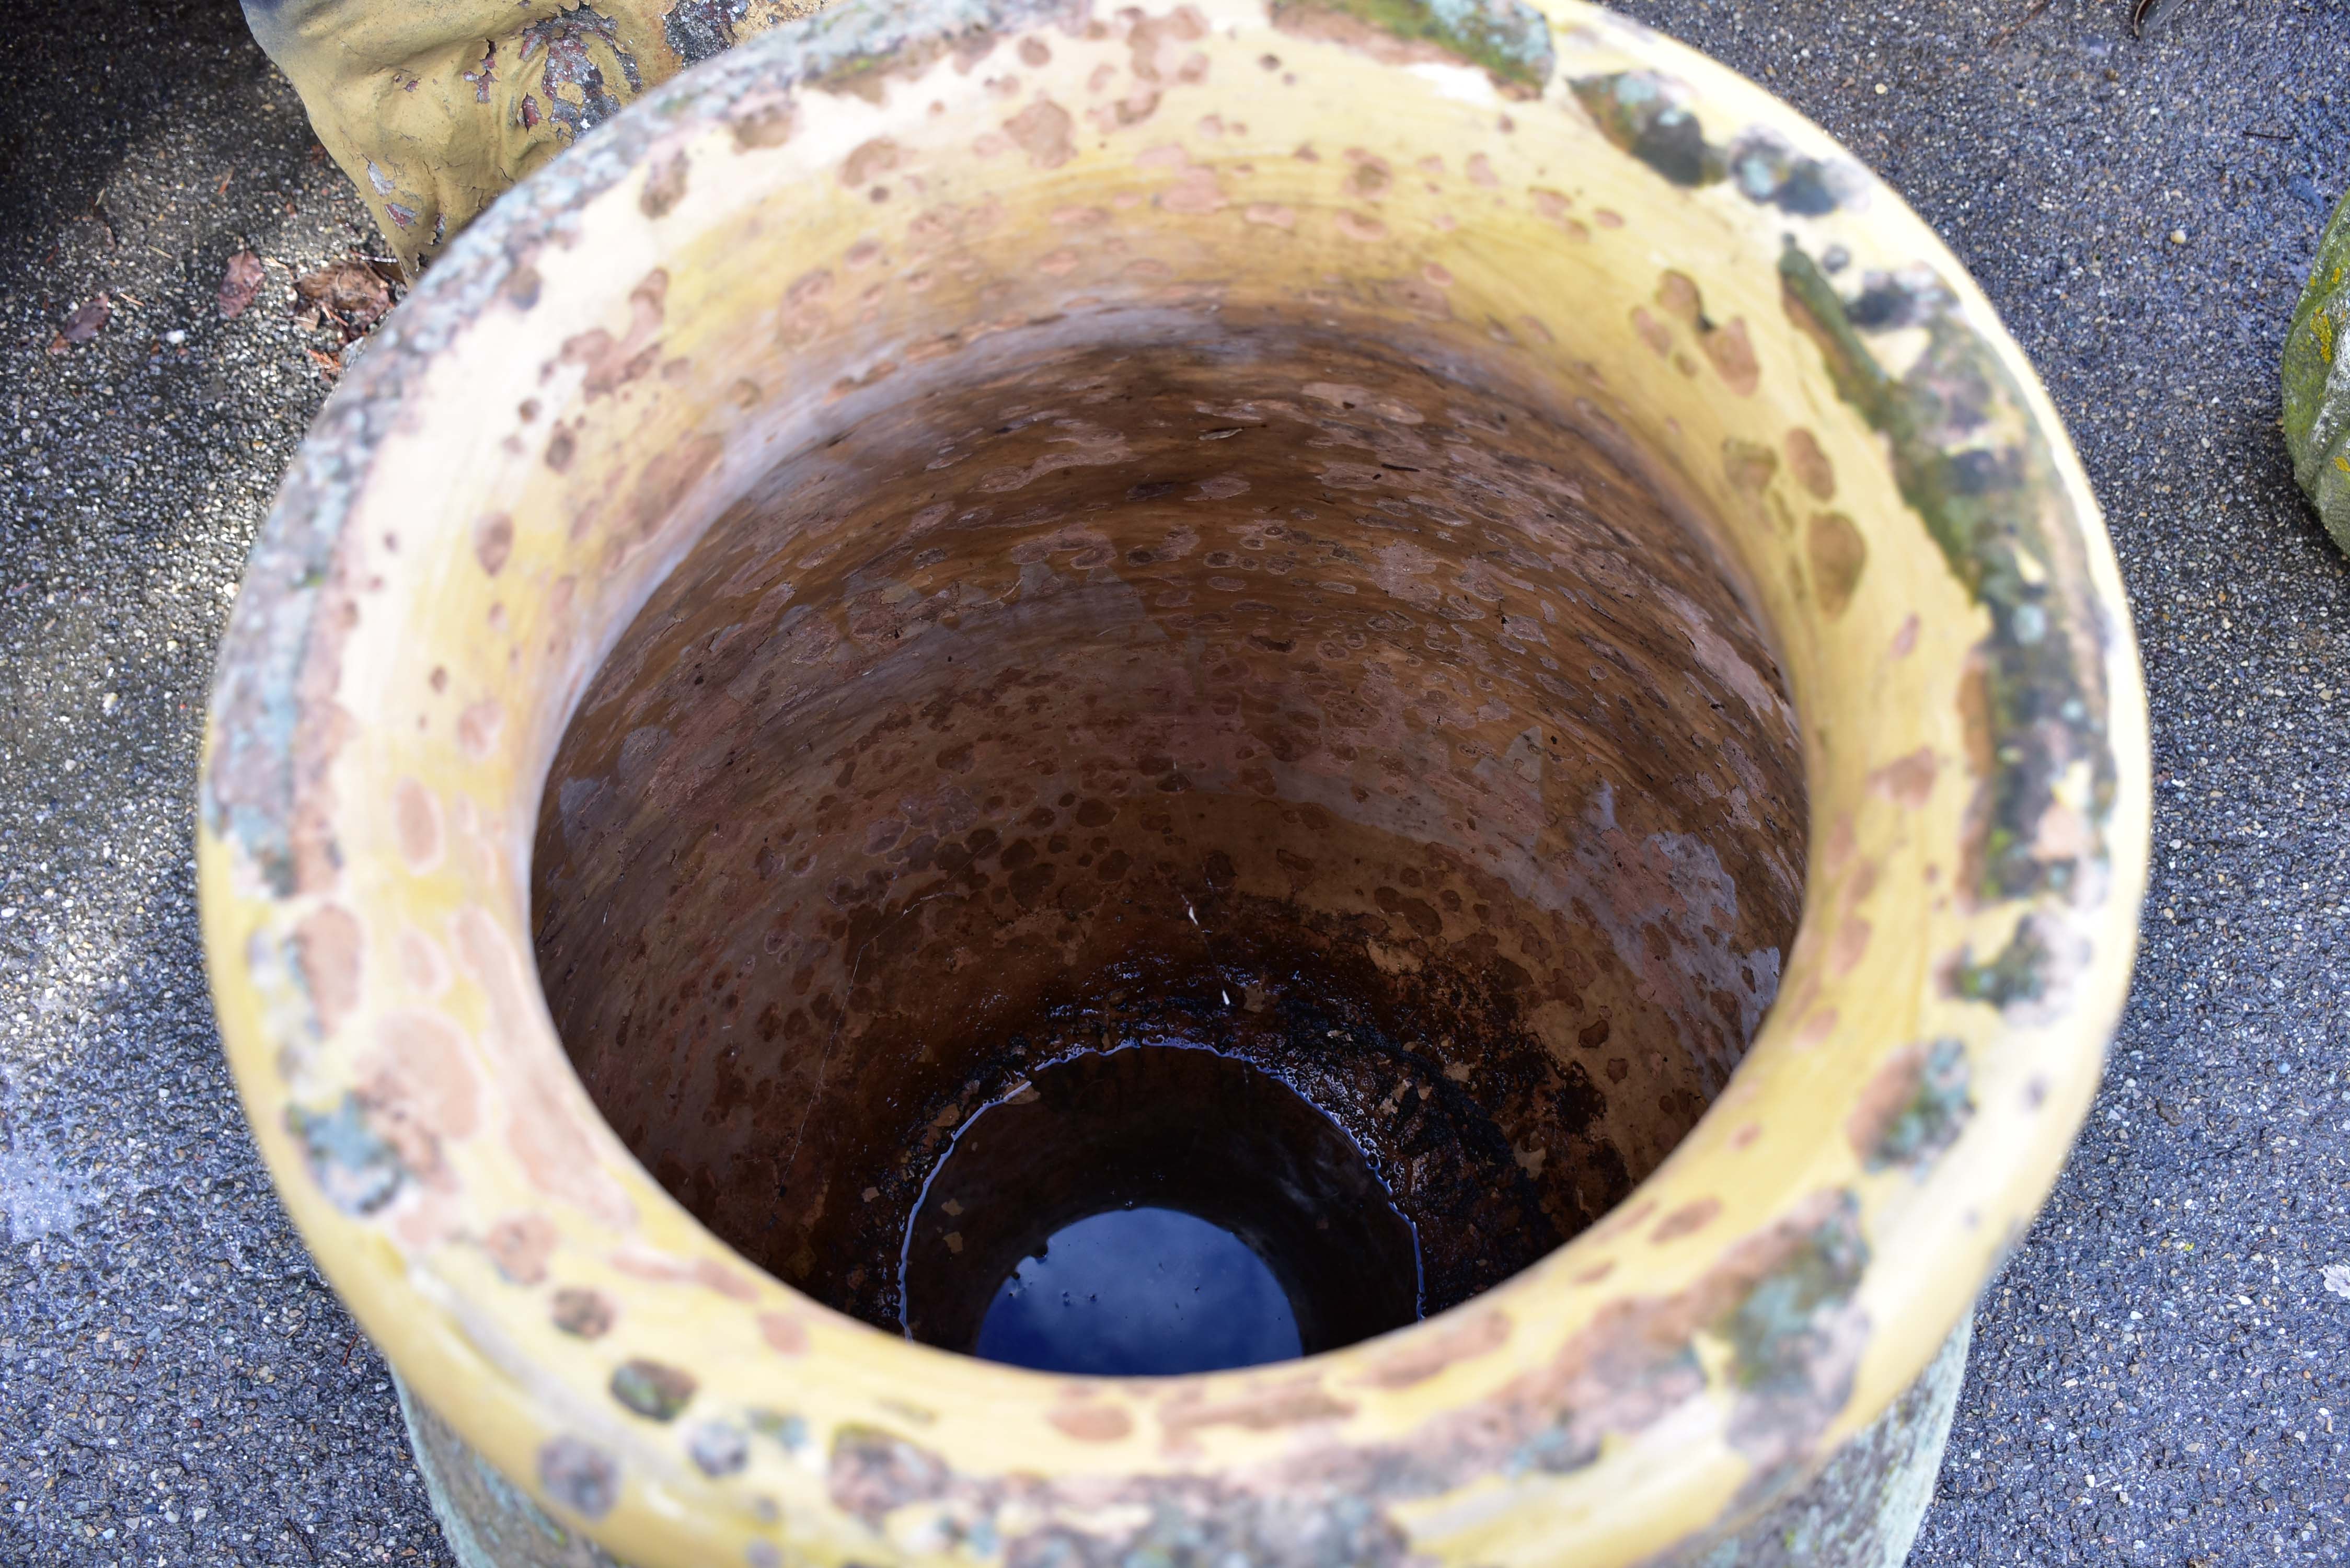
[201, 2, 2150, 1565]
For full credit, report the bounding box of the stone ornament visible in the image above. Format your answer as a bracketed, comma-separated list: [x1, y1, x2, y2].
[243, 0, 822, 277]
[2285, 186, 2350, 555]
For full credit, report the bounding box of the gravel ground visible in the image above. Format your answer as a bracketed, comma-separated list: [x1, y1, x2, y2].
[0, 2, 2344, 1566]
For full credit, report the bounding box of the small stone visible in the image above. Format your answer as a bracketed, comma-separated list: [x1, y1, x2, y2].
[2169, 229, 2187, 246]
[1874, 82, 1888, 95]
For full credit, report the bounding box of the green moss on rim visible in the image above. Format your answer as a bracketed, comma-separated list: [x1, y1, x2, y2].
[1571, 72, 1853, 214]
[1779, 245, 2115, 917]
[1271, 0, 1556, 97]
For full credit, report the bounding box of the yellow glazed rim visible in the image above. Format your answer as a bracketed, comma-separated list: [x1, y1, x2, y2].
[199, 2, 2150, 1564]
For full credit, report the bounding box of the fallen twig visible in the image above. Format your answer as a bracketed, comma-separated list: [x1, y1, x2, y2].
[1989, 0, 2051, 51]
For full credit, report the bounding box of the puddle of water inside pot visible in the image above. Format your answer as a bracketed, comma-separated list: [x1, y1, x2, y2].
[973, 1206, 1303, 1376]
[903, 1042, 1422, 1376]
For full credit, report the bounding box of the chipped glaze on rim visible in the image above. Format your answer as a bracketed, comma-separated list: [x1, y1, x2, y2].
[200, 2, 2150, 1564]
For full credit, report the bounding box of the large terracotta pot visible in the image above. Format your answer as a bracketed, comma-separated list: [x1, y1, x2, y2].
[200, 2, 2149, 1564]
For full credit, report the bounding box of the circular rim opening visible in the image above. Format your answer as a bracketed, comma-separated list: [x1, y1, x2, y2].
[200, 2, 2148, 1560]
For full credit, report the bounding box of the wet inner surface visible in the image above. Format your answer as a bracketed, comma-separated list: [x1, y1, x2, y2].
[532, 310, 1807, 1344]
[905, 1042, 1422, 1362]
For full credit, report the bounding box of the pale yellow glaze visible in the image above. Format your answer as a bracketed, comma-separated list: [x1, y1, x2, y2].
[200, 4, 2149, 1565]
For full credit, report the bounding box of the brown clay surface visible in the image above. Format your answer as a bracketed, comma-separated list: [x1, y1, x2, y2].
[531, 316, 1805, 1333]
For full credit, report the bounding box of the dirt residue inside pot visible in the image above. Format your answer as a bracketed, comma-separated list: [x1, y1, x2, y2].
[531, 312, 1805, 1355]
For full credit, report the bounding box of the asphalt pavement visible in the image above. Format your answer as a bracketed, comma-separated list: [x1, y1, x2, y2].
[0, 2, 2345, 1565]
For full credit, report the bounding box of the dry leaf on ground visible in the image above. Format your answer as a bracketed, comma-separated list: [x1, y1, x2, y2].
[293, 255, 397, 339]
[217, 251, 266, 318]
[46, 294, 111, 354]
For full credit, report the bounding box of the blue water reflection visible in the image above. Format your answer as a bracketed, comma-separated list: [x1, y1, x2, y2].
[972, 1206, 1303, 1376]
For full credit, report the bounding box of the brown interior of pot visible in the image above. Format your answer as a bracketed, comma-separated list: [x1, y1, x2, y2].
[529, 307, 1806, 1364]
